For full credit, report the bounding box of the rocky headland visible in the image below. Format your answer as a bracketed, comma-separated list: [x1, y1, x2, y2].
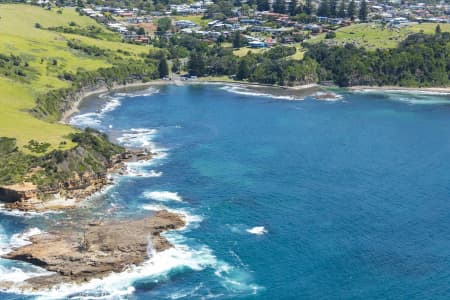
[0, 148, 153, 212]
[1, 210, 185, 290]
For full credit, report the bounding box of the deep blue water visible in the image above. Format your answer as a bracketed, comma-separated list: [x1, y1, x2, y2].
[2, 84, 450, 299]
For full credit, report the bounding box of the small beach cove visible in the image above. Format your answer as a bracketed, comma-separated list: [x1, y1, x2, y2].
[2, 84, 450, 299]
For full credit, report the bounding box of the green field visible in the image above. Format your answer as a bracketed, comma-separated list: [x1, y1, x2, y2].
[0, 4, 150, 153]
[233, 47, 267, 57]
[307, 23, 450, 50]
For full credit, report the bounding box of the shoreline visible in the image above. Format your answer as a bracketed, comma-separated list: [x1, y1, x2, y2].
[59, 80, 171, 124]
[59, 80, 321, 124]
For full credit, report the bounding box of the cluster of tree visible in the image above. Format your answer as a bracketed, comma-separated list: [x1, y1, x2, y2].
[0, 53, 37, 83]
[317, 0, 366, 21]
[67, 40, 108, 56]
[205, 0, 235, 19]
[0, 137, 34, 185]
[46, 24, 119, 41]
[0, 129, 124, 187]
[187, 44, 318, 86]
[24, 140, 51, 154]
[35, 58, 159, 121]
[305, 30, 450, 87]
[73, 0, 174, 14]
[156, 17, 173, 34]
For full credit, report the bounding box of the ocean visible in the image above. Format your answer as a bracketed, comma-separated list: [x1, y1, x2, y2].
[1, 84, 450, 299]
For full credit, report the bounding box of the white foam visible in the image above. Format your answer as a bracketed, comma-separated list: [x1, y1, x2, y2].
[122, 156, 164, 178]
[0, 204, 61, 218]
[100, 97, 121, 114]
[1, 220, 260, 299]
[0, 265, 54, 284]
[69, 112, 102, 127]
[115, 87, 159, 98]
[9, 237, 216, 299]
[143, 191, 183, 202]
[246, 226, 267, 235]
[0, 226, 10, 256]
[353, 89, 450, 105]
[356, 88, 450, 96]
[312, 91, 343, 101]
[221, 85, 303, 101]
[117, 128, 161, 149]
[9, 228, 44, 249]
[69, 96, 122, 128]
[148, 170, 163, 177]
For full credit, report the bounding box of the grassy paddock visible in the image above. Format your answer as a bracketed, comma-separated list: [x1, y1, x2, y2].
[307, 23, 450, 49]
[0, 4, 151, 153]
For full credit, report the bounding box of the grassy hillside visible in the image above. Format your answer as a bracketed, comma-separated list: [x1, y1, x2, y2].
[307, 23, 450, 50]
[0, 4, 150, 153]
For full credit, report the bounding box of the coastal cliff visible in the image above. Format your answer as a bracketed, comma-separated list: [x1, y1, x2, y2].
[0, 129, 152, 211]
[1, 210, 185, 290]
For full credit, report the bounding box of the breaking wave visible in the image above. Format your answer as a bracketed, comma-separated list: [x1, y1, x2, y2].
[246, 226, 268, 235]
[69, 95, 122, 128]
[115, 87, 159, 98]
[221, 85, 303, 101]
[143, 191, 183, 202]
[353, 89, 450, 105]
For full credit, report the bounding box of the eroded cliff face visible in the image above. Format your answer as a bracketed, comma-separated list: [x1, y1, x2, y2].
[0, 149, 152, 211]
[2, 210, 186, 290]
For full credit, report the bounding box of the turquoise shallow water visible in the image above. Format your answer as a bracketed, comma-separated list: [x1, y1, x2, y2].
[1, 84, 450, 299]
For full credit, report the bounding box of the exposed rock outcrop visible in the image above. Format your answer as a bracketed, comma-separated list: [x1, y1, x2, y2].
[0, 149, 153, 211]
[2, 210, 185, 290]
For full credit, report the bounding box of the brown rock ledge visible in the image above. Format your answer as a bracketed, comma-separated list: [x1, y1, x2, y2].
[1, 210, 185, 290]
[0, 149, 153, 212]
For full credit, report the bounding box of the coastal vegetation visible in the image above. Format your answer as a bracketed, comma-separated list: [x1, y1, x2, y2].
[0, 129, 123, 187]
[0, 4, 148, 152]
[0, 4, 158, 188]
[306, 31, 450, 87]
[0, 3, 449, 190]
[308, 23, 450, 49]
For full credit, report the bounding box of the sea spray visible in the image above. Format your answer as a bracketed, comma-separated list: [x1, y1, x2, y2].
[221, 85, 303, 101]
[146, 236, 157, 258]
[143, 191, 183, 202]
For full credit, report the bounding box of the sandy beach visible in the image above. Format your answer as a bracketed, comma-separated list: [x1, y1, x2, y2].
[59, 80, 320, 124]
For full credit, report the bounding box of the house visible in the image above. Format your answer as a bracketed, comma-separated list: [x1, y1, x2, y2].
[120, 12, 134, 17]
[175, 20, 197, 29]
[249, 41, 266, 48]
[264, 38, 277, 47]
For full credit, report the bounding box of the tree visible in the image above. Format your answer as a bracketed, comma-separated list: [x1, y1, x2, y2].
[347, 0, 356, 20]
[359, 0, 367, 22]
[232, 32, 243, 48]
[188, 51, 205, 76]
[158, 57, 169, 78]
[137, 27, 145, 35]
[257, 0, 270, 11]
[273, 0, 285, 13]
[317, 0, 329, 17]
[329, 0, 337, 17]
[435, 24, 441, 35]
[288, 0, 297, 16]
[236, 59, 250, 80]
[338, 0, 346, 18]
[171, 58, 181, 73]
[304, 0, 313, 15]
[157, 17, 172, 34]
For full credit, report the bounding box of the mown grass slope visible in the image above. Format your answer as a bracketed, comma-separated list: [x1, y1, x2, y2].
[307, 23, 450, 49]
[0, 4, 150, 153]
